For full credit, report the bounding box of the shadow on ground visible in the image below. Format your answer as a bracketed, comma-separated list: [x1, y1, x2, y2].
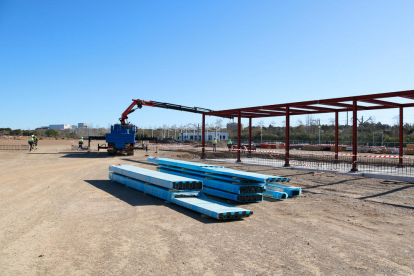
[84, 179, 234, 224]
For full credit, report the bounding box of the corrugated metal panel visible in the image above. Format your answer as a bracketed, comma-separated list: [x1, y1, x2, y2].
[109, 165, 202, 190]
[203, 187, 263, 202]
[158, 167, 264, 195]
[266, 184, 302, 197]
[263, 190, 288, 200]
[109, 171, 253, 220]
[147, 157, 289, 182]
[147, 157, 223, 169]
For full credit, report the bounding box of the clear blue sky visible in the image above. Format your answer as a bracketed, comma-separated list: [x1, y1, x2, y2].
[1, 0, 414, 130]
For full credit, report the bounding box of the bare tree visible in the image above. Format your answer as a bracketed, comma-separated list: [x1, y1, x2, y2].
[213, 119, 223, 140]
[256, 120, 264, 142]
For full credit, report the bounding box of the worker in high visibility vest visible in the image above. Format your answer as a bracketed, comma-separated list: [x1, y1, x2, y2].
[227, 140, 232, 151]
[212, 138, 217, 152]
[28, 135, 34, 152]
[33, 135, 38, 150]
[78, 137, 84, 150]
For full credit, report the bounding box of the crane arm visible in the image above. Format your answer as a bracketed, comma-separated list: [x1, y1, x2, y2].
[120, 100, 155, 124]
[120, 99, 231, 124]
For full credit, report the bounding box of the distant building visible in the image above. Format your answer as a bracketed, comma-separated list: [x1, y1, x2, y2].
[179, 131, 229, 141]
[226, 123, 244, 131]
[49, 124, 74, 130]
[78, 123, 88, 128]
[35, 126, 49, 130]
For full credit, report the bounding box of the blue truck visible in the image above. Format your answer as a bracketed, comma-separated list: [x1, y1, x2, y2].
[100, 98, 228, 156]
[106, 123, 137, 156]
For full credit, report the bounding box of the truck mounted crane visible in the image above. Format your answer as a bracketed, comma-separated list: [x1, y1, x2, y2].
[119, 99, 214, 125]
[105, 99, 219, 156]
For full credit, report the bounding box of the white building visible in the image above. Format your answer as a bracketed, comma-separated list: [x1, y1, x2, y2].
[179, 131, 229, 141]
[49, 124, 74, 130]
[78, 123, 88, 128]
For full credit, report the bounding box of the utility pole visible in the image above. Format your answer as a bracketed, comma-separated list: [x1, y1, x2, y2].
[260, 126, 263, 143]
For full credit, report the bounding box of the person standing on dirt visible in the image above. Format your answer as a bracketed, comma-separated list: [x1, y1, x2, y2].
[212, 138, 217, 152]
[28, 135, 35, 152]
[33, 135, 38, 150]
[227, 140, 232, 151]
[78, 137, 84, 150]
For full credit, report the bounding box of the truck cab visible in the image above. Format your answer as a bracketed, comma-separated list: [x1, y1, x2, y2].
[106, 124, 136, 156]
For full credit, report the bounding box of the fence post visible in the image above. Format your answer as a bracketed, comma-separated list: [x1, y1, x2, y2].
[284, 106, 290, 167]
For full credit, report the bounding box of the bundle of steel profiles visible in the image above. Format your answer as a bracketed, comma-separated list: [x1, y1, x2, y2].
[148, 157, 302, 201]
[157, 166, 265, 202]
[108, 165, 253, 220]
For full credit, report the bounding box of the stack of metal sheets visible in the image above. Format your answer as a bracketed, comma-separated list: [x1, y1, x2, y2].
[109, 165, 253, 220]
[148, 157, 302, 202]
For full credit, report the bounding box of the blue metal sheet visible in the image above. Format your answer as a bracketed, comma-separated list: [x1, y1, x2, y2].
[147, 157, 223, 170]
[109, 172, 252, 219]
[159, 165, 262, 184]
[266, 183, 302, 197]
[202, 187, 263, 202]
[158, 167, 265, 195]
[263, 190, 288, 200]
[109, 165, 202, 190]
[148, 157, 288, 183]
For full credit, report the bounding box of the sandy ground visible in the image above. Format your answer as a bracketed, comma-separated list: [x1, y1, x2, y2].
[1, 141, 414, 275]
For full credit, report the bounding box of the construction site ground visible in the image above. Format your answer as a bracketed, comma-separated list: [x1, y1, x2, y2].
[1, 140, 413, 275]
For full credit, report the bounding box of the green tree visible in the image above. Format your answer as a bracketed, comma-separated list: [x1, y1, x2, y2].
[45, 129, 58, 137]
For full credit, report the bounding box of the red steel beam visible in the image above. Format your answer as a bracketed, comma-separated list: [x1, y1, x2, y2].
[207, 102, 414, 118]
[399, 107, 403, 166]
[237, 110, 241, 162]
[335, 111, 339, 161]
[319, 102, 355, 108]
[359, 99, 401, 107]
[206, 89, 414, 116]
[249, 117, 252, 152]
[351, 99, 358, 171]
[292, 105, 342, 112]
[284, 106, 290, 167]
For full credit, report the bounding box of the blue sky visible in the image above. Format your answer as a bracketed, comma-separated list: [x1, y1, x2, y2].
[1, 0, 414, 130]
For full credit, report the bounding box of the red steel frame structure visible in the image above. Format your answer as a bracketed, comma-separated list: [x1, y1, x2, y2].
[201, 89, 414, 171]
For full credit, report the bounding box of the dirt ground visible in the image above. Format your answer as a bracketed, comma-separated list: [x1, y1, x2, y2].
[1, 141, 413, 275]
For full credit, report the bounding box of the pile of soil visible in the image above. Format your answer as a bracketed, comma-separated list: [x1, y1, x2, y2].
[359, 149, 393, 154]
[174, 153, 200, 159]
[0, 135, 66, 141]
[158, 138, 181, 144]
[204, 140, 227, 147]
[0, 135, 27, 140]
[183, 140, 199, 145]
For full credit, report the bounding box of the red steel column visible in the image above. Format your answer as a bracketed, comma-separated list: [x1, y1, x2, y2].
[351, 100, 358, 171]
[249, 117, 252, 152]
[202, 114, 205, 159]
[335, 111, 339, 161]
[237, 111, 241, 162]
[399, 107, 403, 166]
[284, 106, 290, 167]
